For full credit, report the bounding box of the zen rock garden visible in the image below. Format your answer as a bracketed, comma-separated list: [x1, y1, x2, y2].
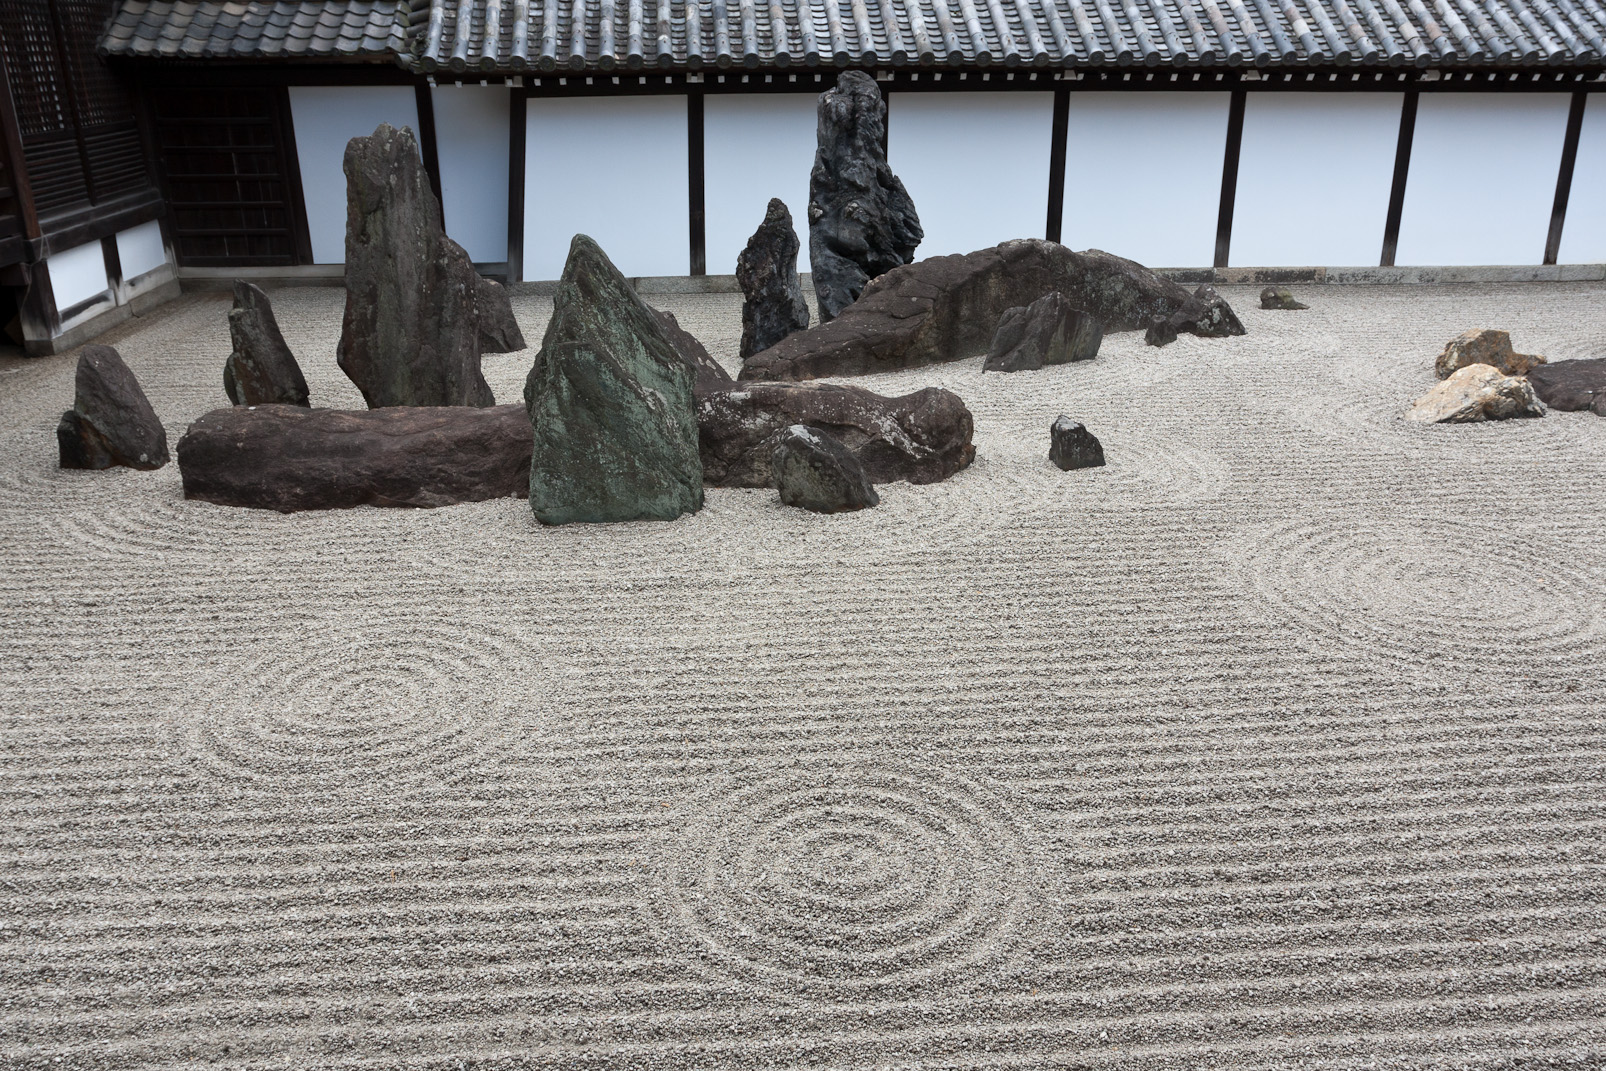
[53, 73, 1602, 523]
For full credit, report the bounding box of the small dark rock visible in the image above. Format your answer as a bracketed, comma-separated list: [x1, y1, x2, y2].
[772, 425, 879, 513]
[808, 72, 922, 322]
[1049, 415, 1105, 471]
[983, 292, 1103, 373]
[524, 235, 703, 525]
[1146, 284, 1246, 347]
[698, 381, 974, 488]
[475, 275, 526, 353]
[738, 198, 811, 358]
[57, 344, 169, 470]
[1527, 357, 1606, 414]
[176, 403, 531, 512]
[337, 123, 495, 408]
[1260, 286, 1309, 310]
[224, 281, 309, 407]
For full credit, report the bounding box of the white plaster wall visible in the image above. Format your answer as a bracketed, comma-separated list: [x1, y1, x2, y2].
[433, 84, 510, 264]
[888, 92, 1053, 258]
[288, 86, 420, 264]
[1558, 97, 1606, 264]
[524, 96, 688, 280]
[1061, 93, 1229, 267]
[47, 240, 109, 310]
[1395, 93, 1569, 266]
[114, 220, 168, 279]
[704, 94, 817, 275]
[1232, 94, 1401, 267]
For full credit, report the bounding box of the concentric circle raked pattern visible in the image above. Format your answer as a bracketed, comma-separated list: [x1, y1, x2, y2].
[1226, 518, 1606, 673]
[180, 619, 532, 796]
[658, 762, 1045, 994]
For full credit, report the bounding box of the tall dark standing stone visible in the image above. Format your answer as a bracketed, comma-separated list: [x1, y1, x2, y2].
[808, 71, 922, 323]
[57, 345, 169, 470]
[475, 275, 526, 353]
[737, 198, 811, 359]
[336, 123, 495, 409]
[524, 235, 703, 525]
[224, 281, 310, 407]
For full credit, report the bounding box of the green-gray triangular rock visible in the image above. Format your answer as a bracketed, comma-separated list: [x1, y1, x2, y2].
[524, 235, 703, 525]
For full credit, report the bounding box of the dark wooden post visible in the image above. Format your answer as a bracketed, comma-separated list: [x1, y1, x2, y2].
[1544, 92, 1588, 267]
[688, 88, 706, 276]
[1213, 90, 1246, 270]
[1046, 85, 1070, 244]
[508, 86, 527, 282]
[1380, 91, 1418, 268]
[414, 83, 445, 229]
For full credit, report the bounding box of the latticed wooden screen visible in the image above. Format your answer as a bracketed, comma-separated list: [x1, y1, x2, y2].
[0, 0, 152, 219]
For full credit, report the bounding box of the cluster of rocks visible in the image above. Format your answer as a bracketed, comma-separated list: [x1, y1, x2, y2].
[1407, 329, 1549, 424]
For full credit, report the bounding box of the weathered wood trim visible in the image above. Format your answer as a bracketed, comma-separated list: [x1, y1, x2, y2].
[1380, 90, 1418, 268]
[1544, 91, 1588, 266]
[29, 191, 164, 260]
[1213, 89, 1245, 268]
[688, 88, 706, 276]
[508, 87, 527, 282]
[1046, 83, 1069, 243]
[0, 47, 40, 241]
[415, 83, 446, 227]
[101, 234, 123, 293]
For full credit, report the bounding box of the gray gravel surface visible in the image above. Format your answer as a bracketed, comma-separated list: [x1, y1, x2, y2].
[2, 282, 1605, 1069]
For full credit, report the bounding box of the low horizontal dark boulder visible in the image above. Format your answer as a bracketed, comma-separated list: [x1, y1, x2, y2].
[698, 381, 973, 488]
[176, 403, 532, 512]
[740, 241, 1207, 382]
[1527, 357, 1606, 414]
[772, 425, 879, 513]
[983, 291, 1102, 373]
[58, 345, 169, 470]
[1147, 284, 1246, 347]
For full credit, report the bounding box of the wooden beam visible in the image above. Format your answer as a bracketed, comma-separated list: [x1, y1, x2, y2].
[415, 83, 446, 229]
[1213, 90, 1245, 269]
[688, 88, 706, 276]
[0, 41, 40, 240]
[1544, 92, 1588, 267]
[508, 87, 527, 282]
[275, 86, 316, 267]
[1381, 91, 1417, 268]
[1046, 84, 1069, 244]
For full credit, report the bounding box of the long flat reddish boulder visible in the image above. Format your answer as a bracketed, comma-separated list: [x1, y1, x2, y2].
[177, 403, 532, 512]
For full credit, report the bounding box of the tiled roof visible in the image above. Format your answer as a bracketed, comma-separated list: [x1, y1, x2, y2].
[98, 0, 419, 59]
[409, 0, 1606, 74]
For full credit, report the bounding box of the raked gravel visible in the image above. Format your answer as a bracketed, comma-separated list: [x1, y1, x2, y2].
[2, 282, 1605, 1069]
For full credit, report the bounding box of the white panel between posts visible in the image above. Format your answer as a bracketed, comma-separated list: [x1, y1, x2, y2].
[1060, 93, 1228, 269]
[287, 86, 421, 264]
[1232, 94, 1400, 268]
[888, 92, 1053, 259]
[115, 220, 169, 280]
[1395, 94, 1570, 267]
[46, 240, 110, 310]
[433, 85, 510, 264]
[524, 96, 689, 281]
[704, 94, 817, 275]
[1559, 98, 1606, 265]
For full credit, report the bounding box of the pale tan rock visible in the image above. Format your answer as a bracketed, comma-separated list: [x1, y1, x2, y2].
[1407, 362, 1547, 423]
[1435, 328, 1546, 379]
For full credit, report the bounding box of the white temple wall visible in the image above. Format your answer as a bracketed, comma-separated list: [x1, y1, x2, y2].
[1395, 93, 1570, 266]
[704, 94, 818, 275]
[432, 85, 511, 264]
[46, 240, 110, 310]
[114, 220, 168, 280]
[886, 91, 1053, 258]
[1558, 98, 1606, 264]
[1060, 92, 1229, 267]
[287, 86, 420, 264]
[523, 95, 689, 280]
[1232, 93, 1401, 267]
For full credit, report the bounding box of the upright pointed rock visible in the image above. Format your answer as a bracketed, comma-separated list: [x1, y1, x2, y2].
[475, 274, 526, 353]
[524, 235, 703, 525]
[336, 123, 494, 408]
[808, 72, 922, 323]
[57, 345, 169, 470]
[224, 281, 309, 407]
[737, 198, 810, 359]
